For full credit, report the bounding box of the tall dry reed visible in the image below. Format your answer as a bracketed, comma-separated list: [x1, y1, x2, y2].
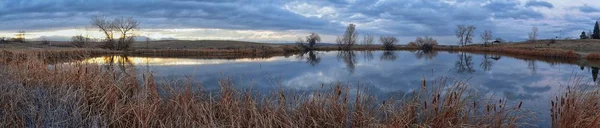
[0, 50, 535, 127]
[551, 77, 600, 128]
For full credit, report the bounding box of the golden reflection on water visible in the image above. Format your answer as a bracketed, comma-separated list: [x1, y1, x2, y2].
[82, 56, 295, 65]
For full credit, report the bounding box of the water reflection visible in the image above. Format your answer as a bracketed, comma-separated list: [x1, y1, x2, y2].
[526, 60, 537, 75]
[298, 51, 321, 66]
[593, 67, 599, 82]
[101, 56, 134, 72]
[361, 51, 374, 61]
[455, 52, 475, 73]
[380, 51, 397, 61]
[491, 55, 502, 60]
[337, 51, 357, 73]
[415, 50, 437, 60]
[74, 51, 600, 127]
[480, 54, 494, 71]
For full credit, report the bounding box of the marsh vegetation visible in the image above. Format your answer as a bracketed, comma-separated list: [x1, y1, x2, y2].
[2, 49, 600, 127]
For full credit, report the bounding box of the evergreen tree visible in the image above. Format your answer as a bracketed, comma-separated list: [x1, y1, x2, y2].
[581, 31, 589, 39]
[593, 21, 600, 39]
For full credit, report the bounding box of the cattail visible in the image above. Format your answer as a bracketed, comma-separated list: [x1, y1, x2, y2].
[518, 101, 523, 109]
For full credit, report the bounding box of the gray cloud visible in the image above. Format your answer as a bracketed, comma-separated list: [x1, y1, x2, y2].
[578, 4, 600, 13]
[0, 0, 596, 43]
[525, 0, 554, 8]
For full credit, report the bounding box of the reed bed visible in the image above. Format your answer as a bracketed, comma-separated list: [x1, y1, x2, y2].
[0, 52, 535, 127]
[0, 49, 118, 64]
[585, 53, 600, 60]
[551, 77, 600, 128]
[442, 46, 581, 59]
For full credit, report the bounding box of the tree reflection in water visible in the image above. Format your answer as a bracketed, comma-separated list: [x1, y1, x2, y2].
[480, 54, 493, 71]
[337, 51, 357, 73]
[297, 51, 321, 66]
[380, 51, 397, 61]
[361, 51, 374, 61]
[414, 50, 437, 60]
[593, 67, 599, 82]
[526, 60, 537, 75]
[455, 52, 475, 73]
[102, 55, 135, 74]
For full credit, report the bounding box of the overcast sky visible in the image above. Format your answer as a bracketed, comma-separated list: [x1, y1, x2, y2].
[1, 0, 599, 44]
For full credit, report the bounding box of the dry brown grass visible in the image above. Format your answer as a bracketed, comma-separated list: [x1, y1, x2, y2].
[443, 46, 581, 59]
[586, 53, 600, 60]
[0, 51, 536, 127]
[551, 77, 600, 128]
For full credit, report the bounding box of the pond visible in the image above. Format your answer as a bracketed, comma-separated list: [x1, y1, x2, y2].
[81, 51, 599, 127]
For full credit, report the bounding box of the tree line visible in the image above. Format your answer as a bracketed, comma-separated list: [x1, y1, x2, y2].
[296, 23, 438, 51]
[580, 21, 600, 39]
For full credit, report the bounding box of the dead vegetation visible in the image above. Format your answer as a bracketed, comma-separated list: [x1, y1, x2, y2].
[0, 51, 536, 127]
[551, 77, 600, 128]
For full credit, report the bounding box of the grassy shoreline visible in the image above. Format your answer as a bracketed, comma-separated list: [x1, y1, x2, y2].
[2, 47, 600, 127]
[0, 52, 534, 127]
[2, 44, 599, 67]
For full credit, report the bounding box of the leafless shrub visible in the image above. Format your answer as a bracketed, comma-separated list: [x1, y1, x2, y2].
[71, 35, 91, 48]
[409, 36, 438, 51]
[380, 36, 397, 50]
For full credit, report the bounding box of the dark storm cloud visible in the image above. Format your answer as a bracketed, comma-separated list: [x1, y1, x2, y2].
[525, 0, 554, 8]
[0, 0, 584, 42]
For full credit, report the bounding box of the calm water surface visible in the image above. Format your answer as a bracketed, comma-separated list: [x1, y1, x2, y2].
[82, 51, 600, 127]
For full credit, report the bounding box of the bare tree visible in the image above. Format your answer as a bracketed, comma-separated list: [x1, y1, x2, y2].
[114, 17, 139, 50]
[456, 25, 466, 45]
[92, 16, 115, 49]
[340, 24, 358, 50]
[92, 16, 139, 50]
[456, 25, 476, 46]
[380, 36, 397, 50]
[528, 27, 538, 42]
[305, 32, 321, 50]
[336, 36, 343, 47]
[480, 30, 493, 46]
[362, 33, 374, 46]
[480, 54, 493, 71]
[296, 37, 307, 49]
